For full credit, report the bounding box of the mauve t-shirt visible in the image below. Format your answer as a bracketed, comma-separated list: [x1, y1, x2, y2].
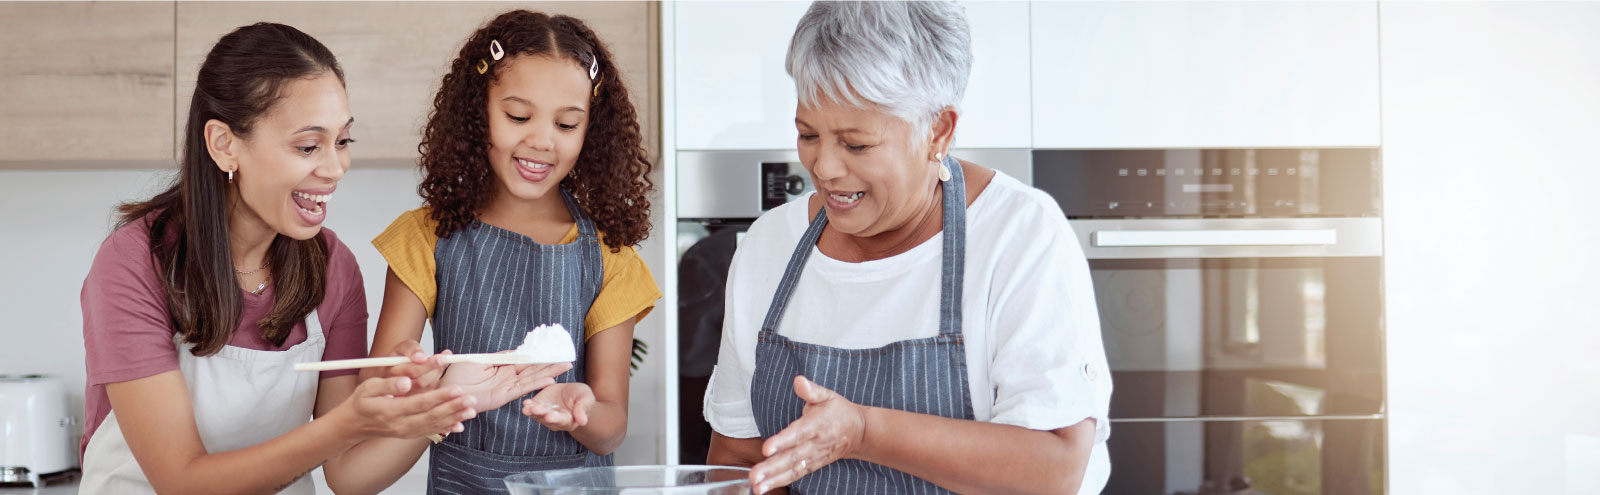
[78, 216, 368, 457]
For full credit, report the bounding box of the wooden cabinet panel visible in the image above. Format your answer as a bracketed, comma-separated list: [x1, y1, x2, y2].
[0, 2, 176, 162]
[176, 1, 657, 165]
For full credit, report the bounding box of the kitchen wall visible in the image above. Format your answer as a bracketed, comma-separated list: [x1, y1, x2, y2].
[1381, 3, 1600, 494]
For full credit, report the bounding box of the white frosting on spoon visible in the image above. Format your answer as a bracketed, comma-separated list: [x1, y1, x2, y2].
[513, 324, 577, 363]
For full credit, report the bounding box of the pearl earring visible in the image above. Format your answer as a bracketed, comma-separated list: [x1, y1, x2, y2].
[227, 169, 234, 183]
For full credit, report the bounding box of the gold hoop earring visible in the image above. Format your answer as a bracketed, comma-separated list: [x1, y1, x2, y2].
[227, 169, 234, 183]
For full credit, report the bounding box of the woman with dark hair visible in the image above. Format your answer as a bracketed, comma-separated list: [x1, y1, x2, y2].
[77, 23, 548, 494]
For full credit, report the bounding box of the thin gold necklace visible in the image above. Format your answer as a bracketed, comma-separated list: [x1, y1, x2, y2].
[235, 260, 268, 276]
[237, 261, 269, 294]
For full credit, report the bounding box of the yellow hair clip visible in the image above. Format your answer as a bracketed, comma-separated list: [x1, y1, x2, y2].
[592, 77, 602, 98]
[476, 59, 489, 75]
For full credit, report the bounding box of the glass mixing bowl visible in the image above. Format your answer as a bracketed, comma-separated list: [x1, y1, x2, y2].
[503, 465, 752, 495]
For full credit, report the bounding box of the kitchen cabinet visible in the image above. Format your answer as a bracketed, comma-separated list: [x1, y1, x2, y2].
[672, 1, 1031, 150]
[1030, 1, 1380, 148]
[175, 1, 658, 165]
[956, 1, 1031, 149]
[0, 2, 176, 163]
[671, 1, 808, 151]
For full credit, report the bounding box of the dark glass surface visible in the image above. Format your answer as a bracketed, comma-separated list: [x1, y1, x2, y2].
[1105, 418, 1385, 495]
[1034, 149, 1382, 218]
[1092, 258, 1383, 418]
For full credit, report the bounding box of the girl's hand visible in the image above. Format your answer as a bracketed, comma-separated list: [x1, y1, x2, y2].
[440, 359, 573, 411]
[378, 339, 450, 394]
[334, 376, 478, 441]
[520, 383, 595, 432]
[749, 376, 868, 494]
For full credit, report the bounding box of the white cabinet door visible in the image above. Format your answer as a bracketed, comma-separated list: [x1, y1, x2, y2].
[673, 1, 810, 151]
[959, 1, 1031, 149]
[1031, 1, 1380, 149]
[674, 1, 1030, 150]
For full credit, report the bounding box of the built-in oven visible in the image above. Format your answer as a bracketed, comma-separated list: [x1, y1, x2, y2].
[674, 149, 1032, 464]
[1034, 149, 1385, 495]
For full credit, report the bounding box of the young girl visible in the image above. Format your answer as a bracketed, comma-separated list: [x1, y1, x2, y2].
[364, 10, 660, 493]
[79, 23, 477, 494]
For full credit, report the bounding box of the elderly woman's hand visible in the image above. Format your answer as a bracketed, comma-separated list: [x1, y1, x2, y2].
[750, 376, 868, 494]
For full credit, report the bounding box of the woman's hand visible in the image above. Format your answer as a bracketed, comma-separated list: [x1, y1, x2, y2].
[440, 359, 572, 411]
[332, 376, 478, 441]
[750, 376, 868, 494]
[377, 339, 450, 393]
[520, 383, 596, 432]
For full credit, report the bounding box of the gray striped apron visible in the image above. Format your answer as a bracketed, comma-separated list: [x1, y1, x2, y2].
[427, 190, 612, 495]
[752, 156, 973, 494]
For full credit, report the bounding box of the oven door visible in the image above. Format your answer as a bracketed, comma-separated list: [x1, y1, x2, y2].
[1071, 218, 1385, 495]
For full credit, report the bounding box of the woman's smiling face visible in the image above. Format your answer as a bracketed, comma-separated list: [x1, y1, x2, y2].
[220, 72, 353, 240]
[796, 98, 942, 238]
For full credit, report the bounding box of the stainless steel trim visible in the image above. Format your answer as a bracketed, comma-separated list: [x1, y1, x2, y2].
[949, 148, 1033, 185]
[1094, 228, 1338, 248]
[676, 150, 801, 220]
[0, 467, 29, 483]
[1070, 217, 1381, 259]
[1110, 414, 1384, 423]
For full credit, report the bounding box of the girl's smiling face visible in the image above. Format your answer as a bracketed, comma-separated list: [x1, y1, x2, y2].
[485, 54, 592, 204]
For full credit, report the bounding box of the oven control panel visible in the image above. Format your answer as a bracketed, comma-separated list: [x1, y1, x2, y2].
[1033, 148, 1381, 218]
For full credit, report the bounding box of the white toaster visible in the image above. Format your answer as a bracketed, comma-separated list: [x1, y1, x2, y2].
[0, 374, 77, 488]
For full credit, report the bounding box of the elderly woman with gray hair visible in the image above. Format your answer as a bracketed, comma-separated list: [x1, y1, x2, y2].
[703, 2, 1112, 494]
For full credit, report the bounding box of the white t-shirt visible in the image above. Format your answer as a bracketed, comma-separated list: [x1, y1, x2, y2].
[704, 171, 1112, 494]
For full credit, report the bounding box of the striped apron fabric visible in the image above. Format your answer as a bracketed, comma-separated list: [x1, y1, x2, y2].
[427, 190, 611, 495]
[751, 156, 975, 494]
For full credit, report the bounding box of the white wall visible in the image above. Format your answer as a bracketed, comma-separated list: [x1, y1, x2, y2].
[1381, 3, 1600, 494]
[0, 165, 669, 491]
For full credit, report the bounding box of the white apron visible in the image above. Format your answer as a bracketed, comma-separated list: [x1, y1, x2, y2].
[81, 310, 327, 494]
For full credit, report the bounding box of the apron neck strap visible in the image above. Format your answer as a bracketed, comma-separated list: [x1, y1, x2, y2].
[937, 154, 966, 337]
[559, 188, 600, 239]
[760, 155, 969, 337]
[304, 309, 324, 339]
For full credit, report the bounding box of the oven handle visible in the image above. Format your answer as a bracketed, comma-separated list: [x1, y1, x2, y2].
[1092, 228, 1337, 248]
[1068, 218, 1382, 259]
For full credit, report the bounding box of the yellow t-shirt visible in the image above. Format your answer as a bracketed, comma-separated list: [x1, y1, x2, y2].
[372, 207, 660, 339]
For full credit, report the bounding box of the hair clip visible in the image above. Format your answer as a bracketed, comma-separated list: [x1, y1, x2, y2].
[588, 55, 599, 80]
[489, 39, 505, 61]
[476, 59, 489, 74]
[592, 77, 602, 98]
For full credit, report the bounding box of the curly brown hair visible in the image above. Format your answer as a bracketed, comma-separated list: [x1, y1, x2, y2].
[417, 10, 653, 251]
